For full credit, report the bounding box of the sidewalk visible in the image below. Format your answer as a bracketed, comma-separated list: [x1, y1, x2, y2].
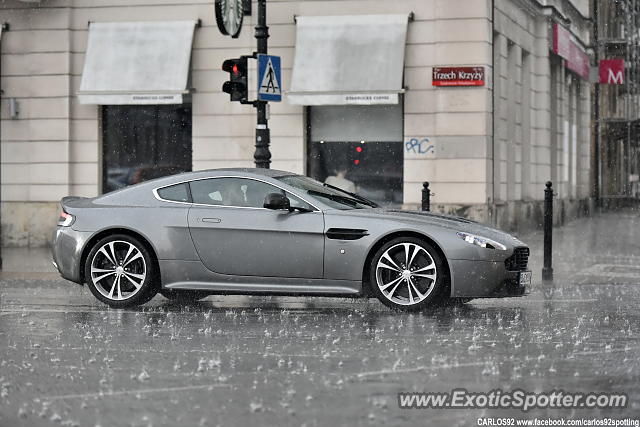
[1, 208, 639, 285]
[0, 247, 58, 279]
[519, 207, 640, 287]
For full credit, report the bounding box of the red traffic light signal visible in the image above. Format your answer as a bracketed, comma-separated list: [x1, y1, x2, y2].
[222, 57, 248, 102]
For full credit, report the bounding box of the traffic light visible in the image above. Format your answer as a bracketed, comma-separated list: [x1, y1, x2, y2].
[222, 57, 248, 102]
[353, 142, 364, 165]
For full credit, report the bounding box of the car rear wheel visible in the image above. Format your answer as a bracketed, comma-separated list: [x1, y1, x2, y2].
[160, 289, 209, 303]
[369, 237, 447, 311]
[84, 234, 157, 308]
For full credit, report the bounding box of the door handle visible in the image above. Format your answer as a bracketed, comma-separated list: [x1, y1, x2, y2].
[201, 217, 221, 223]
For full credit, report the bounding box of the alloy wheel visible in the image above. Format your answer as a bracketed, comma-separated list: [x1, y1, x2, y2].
[90, 240, 147, 301]
[375, 242, 437, 306]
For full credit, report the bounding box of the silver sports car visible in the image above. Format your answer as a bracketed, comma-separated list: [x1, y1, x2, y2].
[51, 168, 531, 310]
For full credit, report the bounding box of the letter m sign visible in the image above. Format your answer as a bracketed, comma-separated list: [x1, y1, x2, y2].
[599, 59, 625, 84]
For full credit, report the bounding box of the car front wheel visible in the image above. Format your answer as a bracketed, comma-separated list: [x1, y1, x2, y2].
[369, 237, 447, 311]
[84, 234, 157, 308]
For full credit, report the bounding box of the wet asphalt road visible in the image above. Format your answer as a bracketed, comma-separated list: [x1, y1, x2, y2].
[1, 210, 640, 426]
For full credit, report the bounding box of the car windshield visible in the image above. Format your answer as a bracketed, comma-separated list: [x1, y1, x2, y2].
[277, 175, 378, 210]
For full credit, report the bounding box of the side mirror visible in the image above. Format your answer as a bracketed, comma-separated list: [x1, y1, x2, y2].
[263, 193, 291, 210]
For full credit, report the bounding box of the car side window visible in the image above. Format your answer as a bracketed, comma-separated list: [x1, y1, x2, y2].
[156, 183, 190, 203]
[287, 192, 314, 211]
[190, 178, 242, 206]
[189, 178, 313, 210]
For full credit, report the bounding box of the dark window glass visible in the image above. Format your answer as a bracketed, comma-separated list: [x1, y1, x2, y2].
[190, 178, 313, 210]
[157, 183, 190, 203]
[307, 104, 403, 205]
[102, 105, 192, 193]
[307, 141, 403, 205]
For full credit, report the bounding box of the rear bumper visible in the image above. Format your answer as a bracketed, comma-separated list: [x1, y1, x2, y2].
[449, 259, 529, 298]
[51, 227, 93, 284]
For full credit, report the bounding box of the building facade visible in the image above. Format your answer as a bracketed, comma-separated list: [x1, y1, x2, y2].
[0, 0, 592, 247]
[594, 0, 640, 204]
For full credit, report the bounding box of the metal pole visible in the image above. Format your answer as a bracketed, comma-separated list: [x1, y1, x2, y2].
[593, 0, 601, 208]
[421, 182, 430, 212]
[0, 23, 7, 271]
[628, 3, 631, 199]
[542, 181, 554, 281]
[253, 0, 271, 168]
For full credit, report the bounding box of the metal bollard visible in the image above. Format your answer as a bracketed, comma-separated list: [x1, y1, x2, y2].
[542, 181, 554, 281]
[421, 182, 431, 211]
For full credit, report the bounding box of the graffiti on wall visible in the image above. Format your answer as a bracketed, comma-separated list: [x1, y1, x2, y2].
[405, 138, 435, 155]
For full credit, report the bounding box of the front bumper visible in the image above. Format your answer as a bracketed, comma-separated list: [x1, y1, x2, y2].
[51, 227, 94, 284]
[449, 259, 529, 298]
[485, 270, 529, 297]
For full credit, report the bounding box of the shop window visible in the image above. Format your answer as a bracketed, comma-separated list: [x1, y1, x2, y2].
[307, 104, 403, 205]
[102, 105, 192, 193]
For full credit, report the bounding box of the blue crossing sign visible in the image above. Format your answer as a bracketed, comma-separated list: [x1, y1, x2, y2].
[257, 54, 282, 102]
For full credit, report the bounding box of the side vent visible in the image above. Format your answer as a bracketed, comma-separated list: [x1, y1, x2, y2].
[326, 228, 369, 240]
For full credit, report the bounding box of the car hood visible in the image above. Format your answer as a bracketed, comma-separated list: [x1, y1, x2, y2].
[335, 208, 527, 247]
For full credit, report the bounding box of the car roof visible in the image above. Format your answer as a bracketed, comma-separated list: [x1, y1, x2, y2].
[94, 168, 304, 205]
[201, 168, 293, 178]
[149, 168, 296, 186]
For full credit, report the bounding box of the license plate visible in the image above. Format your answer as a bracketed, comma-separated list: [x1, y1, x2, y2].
[518, 271, 532, 287]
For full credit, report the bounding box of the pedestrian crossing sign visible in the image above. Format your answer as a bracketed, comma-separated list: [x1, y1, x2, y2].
[257, 54, 282, 102]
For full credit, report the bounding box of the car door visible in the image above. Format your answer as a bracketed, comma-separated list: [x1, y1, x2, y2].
[187, 177, 325, 278]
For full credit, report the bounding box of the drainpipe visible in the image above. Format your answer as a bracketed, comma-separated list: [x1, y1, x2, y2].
[593, 0, 601, 207]
[0, 22, 8, 270]
[491, 0, 496, 226]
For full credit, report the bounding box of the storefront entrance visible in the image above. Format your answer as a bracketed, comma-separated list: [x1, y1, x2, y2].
[306, 104, 403, 205]
[102, 105, 192, 193]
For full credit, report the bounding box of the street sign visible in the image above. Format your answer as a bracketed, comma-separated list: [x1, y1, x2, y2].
[257, 54, 281, 102]
[432, 67, 485, 87]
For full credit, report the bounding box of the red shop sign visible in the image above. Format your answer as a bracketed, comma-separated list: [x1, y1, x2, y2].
[552, 23, 589, 80]
[432, 67, 485, 87]
[599, 59, 625, 84]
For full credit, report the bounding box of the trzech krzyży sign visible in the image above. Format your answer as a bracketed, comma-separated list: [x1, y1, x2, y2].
[432, 67, 485, 87]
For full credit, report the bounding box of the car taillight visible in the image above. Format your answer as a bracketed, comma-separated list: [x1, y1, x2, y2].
[58, 210, 74, 227]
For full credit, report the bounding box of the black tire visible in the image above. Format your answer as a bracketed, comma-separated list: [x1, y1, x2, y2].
[369, 237, 448, 311]
[160, 289, 209, 303]
[84, 234, 158, 308]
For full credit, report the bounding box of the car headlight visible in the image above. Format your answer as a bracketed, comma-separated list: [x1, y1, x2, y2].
[456, 231, 506, 251]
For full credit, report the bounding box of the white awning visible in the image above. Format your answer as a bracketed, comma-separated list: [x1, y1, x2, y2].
[288, 14, 409, 106]
[78, 21, 197, 105]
